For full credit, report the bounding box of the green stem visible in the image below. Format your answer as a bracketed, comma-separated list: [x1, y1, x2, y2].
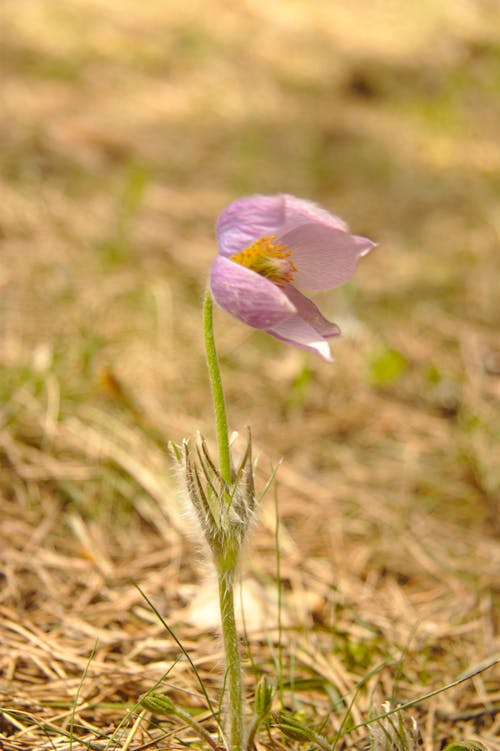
[203, 291, 244, 748]
[218, 567, 244, 751]
[203, 291, 232, 487]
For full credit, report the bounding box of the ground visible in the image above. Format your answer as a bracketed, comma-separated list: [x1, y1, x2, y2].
[1, 1, 499, 749]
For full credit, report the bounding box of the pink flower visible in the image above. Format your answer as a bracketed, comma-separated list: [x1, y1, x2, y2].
[210, 194, 374, 361]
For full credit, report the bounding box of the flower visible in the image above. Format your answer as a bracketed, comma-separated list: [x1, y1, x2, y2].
[210, 194, 374, 361]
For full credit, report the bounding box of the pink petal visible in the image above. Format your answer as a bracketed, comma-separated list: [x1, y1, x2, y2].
[210, 255, 296, 329]
[217, 195, 286, 256]
[281, 194, 348, 233]
[283, 285, 340, 338]
[279, 223, 375, 290]
[216, 194, 354, 257]
[267, 316, 333, 361]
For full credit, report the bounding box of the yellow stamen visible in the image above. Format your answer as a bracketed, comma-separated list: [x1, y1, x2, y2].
[230, 236, 296, 286]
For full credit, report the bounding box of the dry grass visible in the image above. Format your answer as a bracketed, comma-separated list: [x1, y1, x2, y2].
[1, 0, 500, 749]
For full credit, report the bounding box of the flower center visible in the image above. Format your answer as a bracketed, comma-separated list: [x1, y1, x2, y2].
[230, 236, 296, 287]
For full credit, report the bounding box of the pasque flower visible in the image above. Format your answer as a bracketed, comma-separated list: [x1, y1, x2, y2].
[210, 194, 374, 361]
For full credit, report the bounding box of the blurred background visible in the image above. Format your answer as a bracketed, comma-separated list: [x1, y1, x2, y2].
[1, 0, 499, 748]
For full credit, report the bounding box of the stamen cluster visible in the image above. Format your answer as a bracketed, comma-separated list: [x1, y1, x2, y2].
[231, 236, 296, 287]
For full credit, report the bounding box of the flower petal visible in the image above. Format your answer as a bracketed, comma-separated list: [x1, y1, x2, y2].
[278, 223, 375, 290]
[281, 194, 348, 233]
[217, 195, 286, 256]
[283, 285, 340, 338]
[267, 316, 333, 361]
[210, 255, 296, 329]
[216, 194, 351, 257]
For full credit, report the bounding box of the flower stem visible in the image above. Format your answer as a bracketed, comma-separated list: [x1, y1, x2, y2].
[203, 291, 245, 748]
[218, 567, 244, 751]
[203, 291, 232, 487]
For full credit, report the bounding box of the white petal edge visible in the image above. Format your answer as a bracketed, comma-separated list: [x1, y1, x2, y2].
[267, 315, 334, 361]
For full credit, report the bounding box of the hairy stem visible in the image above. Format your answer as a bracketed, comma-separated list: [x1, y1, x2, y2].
[218, 567, 244, 751]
